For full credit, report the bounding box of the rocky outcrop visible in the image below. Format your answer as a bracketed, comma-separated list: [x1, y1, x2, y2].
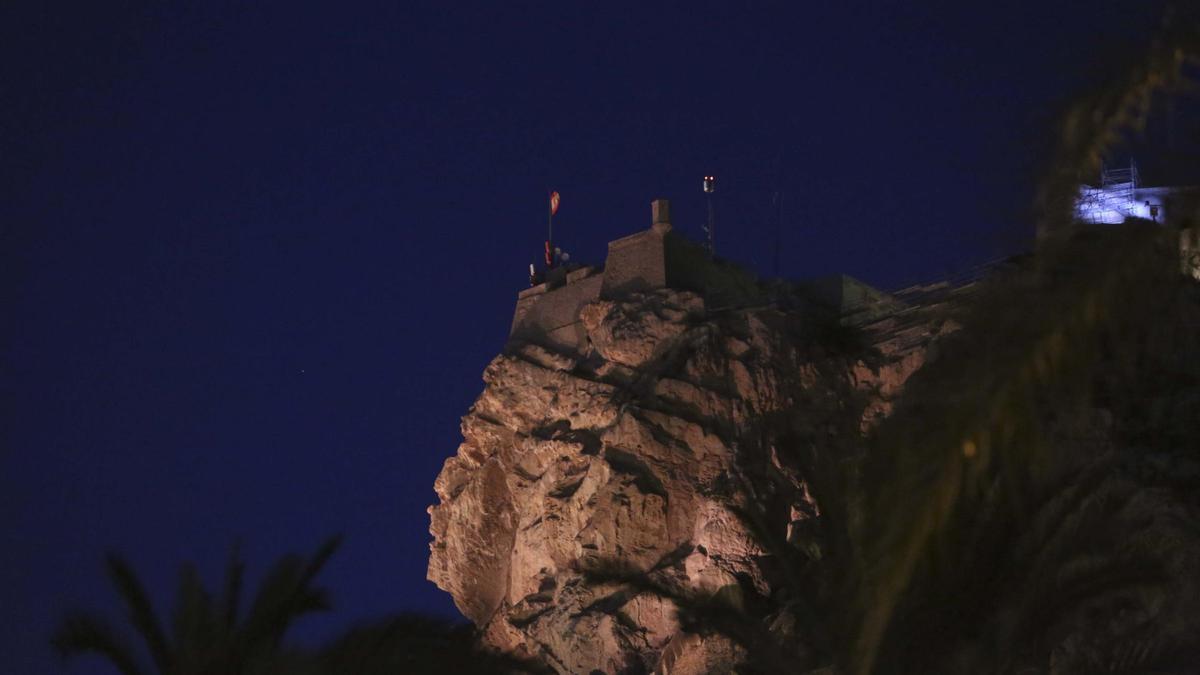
[427, 288, 930, 673]
[429, 231, 1200, 674]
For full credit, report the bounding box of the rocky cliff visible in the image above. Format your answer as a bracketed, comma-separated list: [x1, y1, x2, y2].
[427, 282, 944, 673]
[428, 229, 1200, 674]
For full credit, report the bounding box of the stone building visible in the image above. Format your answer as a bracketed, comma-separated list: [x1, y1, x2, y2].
[509, 199, 763, 354]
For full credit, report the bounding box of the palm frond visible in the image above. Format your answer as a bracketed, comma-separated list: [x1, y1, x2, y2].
[172, 562, 216, 664]
[105, 553, 172, 673]
[52, 611, 147, 675]
[299, 535, 342, 589]
[240, 554, 305, 650]
[222, 540, 245, 633]
[240, 536, 340, 651]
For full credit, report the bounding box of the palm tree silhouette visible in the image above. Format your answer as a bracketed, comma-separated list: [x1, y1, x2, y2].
[52, 536, 340, 675]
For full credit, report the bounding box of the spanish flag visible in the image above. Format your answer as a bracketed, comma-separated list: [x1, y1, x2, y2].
[549, 191, 561, 216]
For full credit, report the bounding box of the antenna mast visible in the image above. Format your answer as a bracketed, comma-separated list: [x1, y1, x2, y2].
[702, 176, 716, 256]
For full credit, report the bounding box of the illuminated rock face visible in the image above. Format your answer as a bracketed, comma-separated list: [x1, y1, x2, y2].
[427, 288, 929, 674]
[429, 223, 1200, 672]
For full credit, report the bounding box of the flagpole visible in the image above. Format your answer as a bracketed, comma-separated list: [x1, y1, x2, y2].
[548, 189, 553, 257]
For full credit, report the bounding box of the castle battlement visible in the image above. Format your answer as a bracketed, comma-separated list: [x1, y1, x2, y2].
[509, 199, 762, 353]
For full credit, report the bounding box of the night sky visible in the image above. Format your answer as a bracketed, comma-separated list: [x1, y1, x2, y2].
[1, 2, 1186, 673]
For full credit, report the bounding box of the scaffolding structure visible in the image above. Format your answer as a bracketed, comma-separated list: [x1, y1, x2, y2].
[1076, 161, 1140, 224]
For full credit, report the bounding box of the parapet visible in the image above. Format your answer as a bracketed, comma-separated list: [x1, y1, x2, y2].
[510, 265, 603, 352]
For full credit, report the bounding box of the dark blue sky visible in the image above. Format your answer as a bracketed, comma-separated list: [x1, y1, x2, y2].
[1, 2, 1187, 673]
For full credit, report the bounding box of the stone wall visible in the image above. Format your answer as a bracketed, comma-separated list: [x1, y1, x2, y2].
[599, 229, 668, 299]
[509, 270, 604, 353]
[508, 208, 766, 355]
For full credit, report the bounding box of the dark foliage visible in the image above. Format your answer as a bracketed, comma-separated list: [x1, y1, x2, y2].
[52, 537, 341, 675]
[578, 7, 1200, 675]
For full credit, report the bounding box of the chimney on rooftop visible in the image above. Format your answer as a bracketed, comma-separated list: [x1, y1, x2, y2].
[651, 199, 672, 234]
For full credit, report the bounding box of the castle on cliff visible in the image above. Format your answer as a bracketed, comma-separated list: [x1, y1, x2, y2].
[510, 199, 764, 354]
[512, 182, 1200, 356]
